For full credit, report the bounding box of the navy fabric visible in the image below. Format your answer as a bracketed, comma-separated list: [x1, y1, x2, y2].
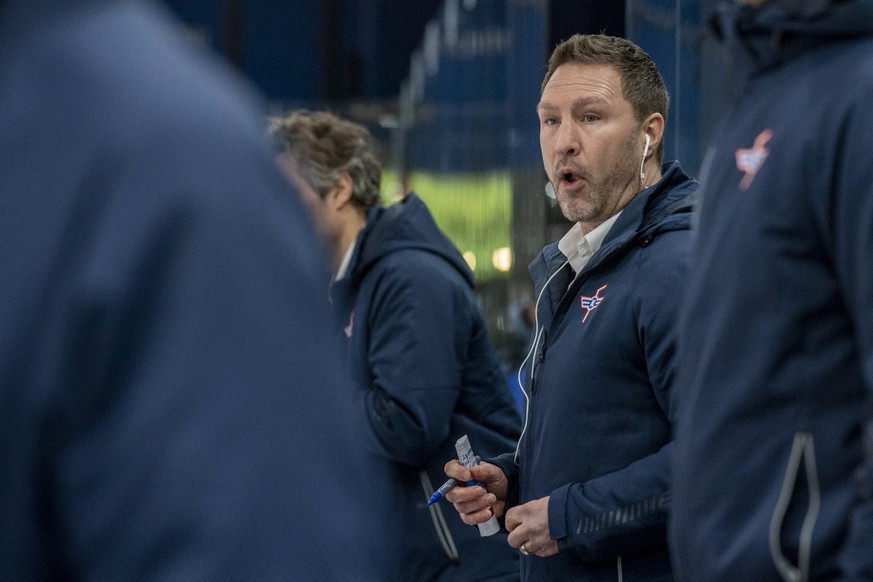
[330, 194, 523, 581]
[0, 0, 389, 580]
[672, 2, 873, 581]
[490, 162, 696, 581]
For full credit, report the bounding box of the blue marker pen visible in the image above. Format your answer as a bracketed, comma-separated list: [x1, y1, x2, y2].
[427, 478, 457, 505]
[429, 475, 484, 505]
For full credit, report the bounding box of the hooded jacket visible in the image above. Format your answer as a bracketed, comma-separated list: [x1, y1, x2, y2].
[490, 162, 696, 581]
[330, 194, 523, 581]
[672, 2, 873, 581]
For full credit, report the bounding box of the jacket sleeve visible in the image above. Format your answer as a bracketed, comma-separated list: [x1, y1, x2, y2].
[353, 253, 472, 466]
[831, 94, 873, 580]
[549, 444, 673, 562]
[549, 227, 689, 563]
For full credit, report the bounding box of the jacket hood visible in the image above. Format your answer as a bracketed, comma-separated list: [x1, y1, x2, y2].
[591, 160, 696, 270]
[617, 160, 696, 239]
[710, 0, 873, 77]
[349, 193, 474, 288]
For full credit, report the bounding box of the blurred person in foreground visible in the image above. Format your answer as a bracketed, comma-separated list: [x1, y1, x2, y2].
[0, 0, 388, 579]
[442, 34, 697, 580]
[270, 109, 523, 581]
[671, 0, 873, 580]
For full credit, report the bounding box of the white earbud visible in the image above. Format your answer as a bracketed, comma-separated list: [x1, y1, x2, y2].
[640, 134, 651, 186]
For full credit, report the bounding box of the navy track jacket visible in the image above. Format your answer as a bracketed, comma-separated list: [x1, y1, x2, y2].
[330, 194, 523, 581]
[491, 162, 696, 581]
[672, 1, 873, 581]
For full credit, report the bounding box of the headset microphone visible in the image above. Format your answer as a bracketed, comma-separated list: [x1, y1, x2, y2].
[544, 181, 556, 200]
[640, 134, 651, 186]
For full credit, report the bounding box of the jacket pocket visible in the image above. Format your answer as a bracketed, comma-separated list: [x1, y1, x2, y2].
[768, 432, 821, 582]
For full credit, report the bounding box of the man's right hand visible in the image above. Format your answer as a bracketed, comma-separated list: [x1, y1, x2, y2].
[442, 459, 508, 524]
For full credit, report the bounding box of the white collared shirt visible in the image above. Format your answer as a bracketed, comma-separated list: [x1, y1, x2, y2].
[335, 239, 357, 281]
[558, 211, 622, 275]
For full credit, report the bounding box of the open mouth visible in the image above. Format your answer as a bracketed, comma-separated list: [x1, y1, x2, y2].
[559, 168, 583, 186]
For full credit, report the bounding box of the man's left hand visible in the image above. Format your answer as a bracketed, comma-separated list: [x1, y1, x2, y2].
[504, 496, 558, 557]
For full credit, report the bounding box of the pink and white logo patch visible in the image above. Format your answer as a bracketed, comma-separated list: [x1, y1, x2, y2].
[579, 284, 608, 323]
[735, 129, 773, 190]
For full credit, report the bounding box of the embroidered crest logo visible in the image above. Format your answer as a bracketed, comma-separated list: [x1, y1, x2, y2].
[344, 311, 355, 338]
[579, 284, 608, 323]
[735, 129, 773, 190]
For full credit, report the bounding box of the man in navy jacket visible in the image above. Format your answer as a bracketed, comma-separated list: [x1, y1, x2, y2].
[0, 1, 388, 579]
[270, 110, 523, 581]
[672, 0, 873, 580]
[444, 35, 696, 580]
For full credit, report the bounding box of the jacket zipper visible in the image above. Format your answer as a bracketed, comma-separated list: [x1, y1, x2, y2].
[531, 339, 547, 396]
[768, 432, 820, 582]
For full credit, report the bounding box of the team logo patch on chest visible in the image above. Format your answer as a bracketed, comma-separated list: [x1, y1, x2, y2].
[735, 128, 773, 190]
[579, 284, 608, 323]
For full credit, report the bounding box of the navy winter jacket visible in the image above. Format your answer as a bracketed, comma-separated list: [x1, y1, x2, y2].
[0, 0, 392, 580]
[491, 162, 696, 581]
[672, 2, 873, 581]
[330, 194, 523, 581]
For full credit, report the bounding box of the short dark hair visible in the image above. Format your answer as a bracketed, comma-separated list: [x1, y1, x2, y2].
[542, 34, 669, 161]
[269, 110, 382, 211]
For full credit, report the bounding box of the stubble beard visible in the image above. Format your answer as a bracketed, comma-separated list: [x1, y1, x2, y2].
[553, 132, 641, 225]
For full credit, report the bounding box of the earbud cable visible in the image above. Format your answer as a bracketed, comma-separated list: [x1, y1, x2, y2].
[514, 260, 571, 463]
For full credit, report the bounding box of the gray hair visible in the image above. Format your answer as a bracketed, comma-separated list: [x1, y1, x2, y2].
[269, 110, 382, 210]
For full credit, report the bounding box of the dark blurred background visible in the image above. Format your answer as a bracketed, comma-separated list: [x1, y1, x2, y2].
[161, 0, 729, 374]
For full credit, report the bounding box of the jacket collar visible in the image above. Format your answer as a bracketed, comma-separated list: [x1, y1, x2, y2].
[531, 160, 695, 284]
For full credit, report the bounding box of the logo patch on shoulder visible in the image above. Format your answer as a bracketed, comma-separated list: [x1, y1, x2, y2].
[579, 284, 608, 323]
[735, 129, 773, 190]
